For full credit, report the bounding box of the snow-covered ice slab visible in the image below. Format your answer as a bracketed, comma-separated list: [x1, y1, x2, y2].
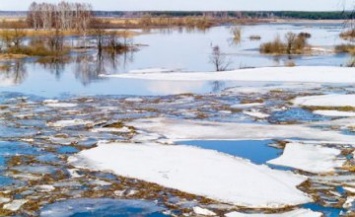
[48, 119, 93, 128]
[293, 95, 355, 107]
[313, 110, 355, 117]
[268, 143, 344, 174]
[225, 209, 322, 217]
[128, 118, 355, 144]
[129, 68, 181, 74]
[102, 66, 355, 84]
[69, 142, 311, 208]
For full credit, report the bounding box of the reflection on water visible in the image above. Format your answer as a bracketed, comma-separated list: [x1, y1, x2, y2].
[0, 23, 352, 97]
[0, 60, 27, 86]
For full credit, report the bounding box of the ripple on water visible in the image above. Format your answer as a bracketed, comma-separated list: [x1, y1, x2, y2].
[40, 198, 167, 217]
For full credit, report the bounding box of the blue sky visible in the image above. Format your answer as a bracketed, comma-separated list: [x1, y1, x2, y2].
[0, 0, 353, 11]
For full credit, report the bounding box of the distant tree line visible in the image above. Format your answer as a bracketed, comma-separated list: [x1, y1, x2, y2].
[92, 11, 352, 20]
[26, 1, 92, 31]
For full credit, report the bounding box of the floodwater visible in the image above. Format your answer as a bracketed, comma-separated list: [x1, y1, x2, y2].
[177, 140, 279, 164]
[0, 22, 354, 216]
[0, 23, 351, 98]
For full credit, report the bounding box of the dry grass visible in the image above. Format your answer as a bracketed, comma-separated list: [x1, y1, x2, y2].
[285, 60, 296, 67]
[340, 29, 355, 40]
[0, 53, 28, 60]
[0, 29, 138, 38]
[260, 33, 310, 55]
[303, 105, 355, 112]
[335, 44, 355, 54]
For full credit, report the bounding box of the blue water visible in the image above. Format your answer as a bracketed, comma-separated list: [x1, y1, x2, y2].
[57, 146, 79, 154]
[177, 140, 280, 164]
[40, 199, 168, 217]
[303, 203, 345, 217]
[269, 108, 331, 124]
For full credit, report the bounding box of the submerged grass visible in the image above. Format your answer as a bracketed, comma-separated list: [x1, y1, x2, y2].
[334, 44, 355, 54]
[303, 106, 355, 112]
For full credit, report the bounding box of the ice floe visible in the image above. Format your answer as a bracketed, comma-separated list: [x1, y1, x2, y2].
[102, 66, 355, 84]
[48, 119, 94, 128]
[193, 207, 216, 216]
[3, 199, 28, 211]
[225, 208, 322, 217]
[127, 118, 355, 144]
[243, 110, 270, 119]
[293, 94, 355, 107]
[312, 110, 355, 117]
[268, 143, 344, 173]
[43, 100, 77, 108]
[69, 142, 312, 208]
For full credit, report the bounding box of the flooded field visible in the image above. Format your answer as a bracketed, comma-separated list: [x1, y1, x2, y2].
[0, 22, 355, 216]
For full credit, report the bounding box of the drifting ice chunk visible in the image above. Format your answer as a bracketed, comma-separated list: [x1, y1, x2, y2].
[268, 143, 344, 174]
[69, 142, 311, 208]
[225, 208, 322, 217]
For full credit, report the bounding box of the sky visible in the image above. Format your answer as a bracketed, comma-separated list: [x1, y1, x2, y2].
[0, 0, 354, 11]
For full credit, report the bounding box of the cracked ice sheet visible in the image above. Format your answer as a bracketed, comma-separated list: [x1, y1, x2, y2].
[293, 94, 355, 107]
[101, 66, 355, 84]
[225, 209, 322, 217]
[69, 142, 311, 208]
[127, 118, 355, 145]
[267, 143, 345, 174]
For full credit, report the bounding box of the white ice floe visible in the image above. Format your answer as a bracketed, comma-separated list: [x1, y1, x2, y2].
[293, 94, 355, 107]
[230, 103, 264, 109]
[3, 199, 28, 211]
[37, 185, 55, 192]
[127, 118, 355, 144]
[268, 143, 344, 173]
[243, 110, 270, 119]
[102, 66, 355, 84]
[48, 119, 93, 128]
[313, 110, 355, 117]
[43, 100, 77, 108]
[225, 209, 322, 217]
[129, 68, 180, 74]
[124, 97, 144, 102]
[0, 197, 10, 204]
[193, 207, 216, 216]
[69, 142, 311, 208]
[343, 196, 355, 209]
[225, 83, 322, 94]
[91, 127, 132, 133]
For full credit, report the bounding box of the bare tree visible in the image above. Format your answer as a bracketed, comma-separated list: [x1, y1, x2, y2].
[26, 1, 92, 32]
[285, 32, 297, 54]
[209, 45, 231, 71]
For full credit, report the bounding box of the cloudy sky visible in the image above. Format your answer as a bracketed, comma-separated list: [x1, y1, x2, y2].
[0, 0, 353, 11]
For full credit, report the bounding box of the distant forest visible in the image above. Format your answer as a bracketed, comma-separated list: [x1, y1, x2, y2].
[0, 10, 353, 20]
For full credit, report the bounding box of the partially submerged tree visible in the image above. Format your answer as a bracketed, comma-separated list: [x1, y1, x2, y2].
[285, 32, 297, 54]
[209, 45, 231, 71]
